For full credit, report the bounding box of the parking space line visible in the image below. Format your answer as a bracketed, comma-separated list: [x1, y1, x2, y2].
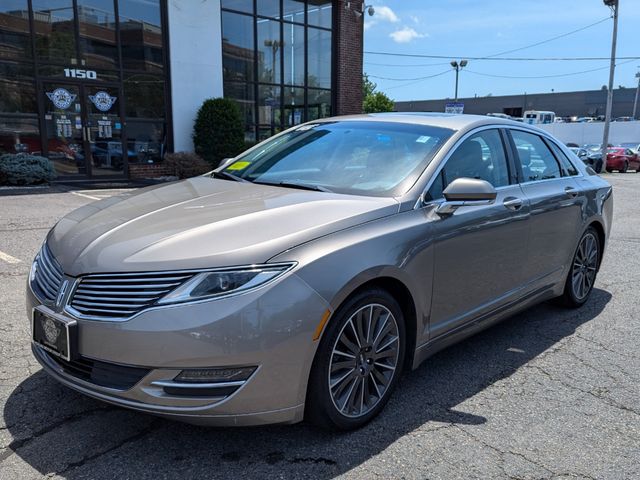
[70, 191, 101, 201]
[0, 250, 21, 264]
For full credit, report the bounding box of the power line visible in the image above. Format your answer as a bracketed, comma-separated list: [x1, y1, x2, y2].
[365, 51, 640, 61]
[485, 17, 611, 58]
[382, 70, 452, 90]
[464, 58, 637, 80]
[364, 61, 452, 68]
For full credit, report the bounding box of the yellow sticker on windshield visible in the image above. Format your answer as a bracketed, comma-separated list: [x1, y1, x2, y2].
[226, 161, 250, 171]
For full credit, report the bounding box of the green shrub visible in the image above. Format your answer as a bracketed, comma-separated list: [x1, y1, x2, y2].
[193, 98, 245, 168]
[163, 152, 211, 179]
[0, 153, 57, 185]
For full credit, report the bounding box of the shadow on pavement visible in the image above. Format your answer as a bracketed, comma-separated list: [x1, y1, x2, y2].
[3, 288, 611, 479]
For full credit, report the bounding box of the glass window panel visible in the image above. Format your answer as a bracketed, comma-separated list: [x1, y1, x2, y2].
[32, 0, 77, 64]
[307, 1, 332, 28]
[258, 84, 281, 131]
[221, 0, 253, 14]
[222, 11, 254, 82]
[307, 88, 331, 120]
[125, 120, 165, 163]
[0, 1, 32, 60]
[37, 63, 120, 81]
[443, 130, 509, 188]
[0, 114, 41, 155]
[307, 28, 331, 88]
[78, 0, 118, 68]
[512, 130, 562, 181]
[283, 23, 304, 86]
[0, 62, 37, 113]
[123, 73, 165, 118]
[283, 0, 305, 23]
[119, 0, 164, 72]
[283, 87, 304, 127]
[224, 81, 255, 130]
[257, 0, 280, 19]
[257, 18, 281, 84]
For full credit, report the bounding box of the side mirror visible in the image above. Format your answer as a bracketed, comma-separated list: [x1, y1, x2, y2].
[435, 178, 497, 215]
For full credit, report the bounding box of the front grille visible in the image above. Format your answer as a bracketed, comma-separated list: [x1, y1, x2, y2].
[44, 349, 150, 390]
[69, 271, 195, 319]
[32, 245, 64, 303]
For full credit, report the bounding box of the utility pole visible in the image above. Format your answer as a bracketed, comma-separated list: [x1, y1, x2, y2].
[450, 60, 467, 102]
[633, 71, 640, 119]
[601, 0, 618, 160]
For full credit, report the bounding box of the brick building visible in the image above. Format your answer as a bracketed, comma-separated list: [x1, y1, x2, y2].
[0, 0, 364, 180]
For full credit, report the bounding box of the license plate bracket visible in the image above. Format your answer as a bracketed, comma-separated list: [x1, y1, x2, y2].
[32, 307, 78, 361]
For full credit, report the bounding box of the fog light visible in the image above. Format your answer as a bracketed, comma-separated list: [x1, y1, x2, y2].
[174, 367, 256, 383]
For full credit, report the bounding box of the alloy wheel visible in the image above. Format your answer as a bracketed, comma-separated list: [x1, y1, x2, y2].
[571, 232, 599, 301]
[328, 303, 400, 418]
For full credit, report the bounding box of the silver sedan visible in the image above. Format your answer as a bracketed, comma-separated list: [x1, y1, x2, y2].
[27, 113, 613, 430]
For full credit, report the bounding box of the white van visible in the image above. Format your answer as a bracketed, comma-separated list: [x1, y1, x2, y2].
[523, 110, 556, 125]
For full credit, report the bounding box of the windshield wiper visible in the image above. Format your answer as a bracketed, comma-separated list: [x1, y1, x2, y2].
[253, 180, 333, 193]
[210, 170, 248, 182]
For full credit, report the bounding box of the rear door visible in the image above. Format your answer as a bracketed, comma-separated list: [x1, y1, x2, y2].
[506, 129, 584, 290]
[426, 128, 531, 338]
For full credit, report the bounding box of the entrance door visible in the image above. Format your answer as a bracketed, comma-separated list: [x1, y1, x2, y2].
[41, 82, 125, 178]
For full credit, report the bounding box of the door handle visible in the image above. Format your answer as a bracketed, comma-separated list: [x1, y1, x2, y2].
[503, 197, 523, 211]
[564, 186, 579, 198]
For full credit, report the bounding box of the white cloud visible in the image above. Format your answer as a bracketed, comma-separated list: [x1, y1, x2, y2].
[374, 6, 400, 23]
[410, 15, 420, 24]
[389, 26, 427, 43]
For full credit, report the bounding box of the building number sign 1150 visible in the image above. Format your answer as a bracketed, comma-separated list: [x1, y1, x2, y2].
[63, 68, 97, 80]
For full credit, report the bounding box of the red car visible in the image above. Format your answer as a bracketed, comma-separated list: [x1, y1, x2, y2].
[606, 147, 640, 173]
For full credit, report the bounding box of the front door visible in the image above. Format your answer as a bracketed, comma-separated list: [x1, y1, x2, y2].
[41, 81, 125, 178]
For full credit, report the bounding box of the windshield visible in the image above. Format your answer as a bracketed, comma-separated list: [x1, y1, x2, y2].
[220, 121, 454, 197]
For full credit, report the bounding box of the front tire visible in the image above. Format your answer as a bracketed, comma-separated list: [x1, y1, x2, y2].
[621, 161, 628, 173]
[306, 288, 406, 430]
[557, 227, 600, 308]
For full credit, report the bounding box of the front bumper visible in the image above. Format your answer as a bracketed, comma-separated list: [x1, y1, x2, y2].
[27, 272, 330, 426]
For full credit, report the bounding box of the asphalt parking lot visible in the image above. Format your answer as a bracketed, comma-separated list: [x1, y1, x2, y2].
[0, 176, 638, 480]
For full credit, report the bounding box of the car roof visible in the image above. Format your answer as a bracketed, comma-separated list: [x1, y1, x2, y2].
[316, 112, 542, 132]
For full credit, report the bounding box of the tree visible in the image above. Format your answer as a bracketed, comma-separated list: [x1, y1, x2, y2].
[192, 98, 245, 168]
[362, 74, 395, 113]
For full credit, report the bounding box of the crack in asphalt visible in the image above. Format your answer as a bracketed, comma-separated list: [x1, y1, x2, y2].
[0, 407, 111, 462]
[53, 419, 164, 476]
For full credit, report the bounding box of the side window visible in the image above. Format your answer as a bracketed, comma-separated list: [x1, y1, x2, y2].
[425, 171, 445, 201]
[511, 130, 562, 182]
[441, 129, 510, 189]
[548, 141, 578, 176]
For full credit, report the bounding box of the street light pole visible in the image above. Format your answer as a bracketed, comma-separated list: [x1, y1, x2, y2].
[450, 60, 468, 102]
[633, 71, 640, 119]
[601, 0, 618, 160]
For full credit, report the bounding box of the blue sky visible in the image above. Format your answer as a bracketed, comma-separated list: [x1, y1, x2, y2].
[363, 0, 640, 102]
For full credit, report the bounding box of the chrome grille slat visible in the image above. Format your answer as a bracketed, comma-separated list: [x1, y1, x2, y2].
[73, 294, 158, 302]
[69, 270, 196, 319]
[73, 289, 169, 296]
[31, 245, 64, 303]
[74, 282, 184, 290]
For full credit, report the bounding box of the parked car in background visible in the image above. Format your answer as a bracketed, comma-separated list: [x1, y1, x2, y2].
[613, 117, 634, 122]
[583, 143, 607, 173]
[605, 147, 640, 173]
[576, 117, 596, 123]
[569, 147, 589, 164]
[486, 113, 511, 119]
[617, 143, 640, 154]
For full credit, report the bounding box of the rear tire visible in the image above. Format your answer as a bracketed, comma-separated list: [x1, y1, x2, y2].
[306, 288, 406, 430]
[621, 161, 628, 173]
[556, 226, 600, 308]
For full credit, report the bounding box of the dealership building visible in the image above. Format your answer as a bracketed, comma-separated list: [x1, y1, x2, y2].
[0, 0, 364, 179]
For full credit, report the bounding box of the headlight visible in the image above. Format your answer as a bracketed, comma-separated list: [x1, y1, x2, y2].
[157, 263, 295, 305]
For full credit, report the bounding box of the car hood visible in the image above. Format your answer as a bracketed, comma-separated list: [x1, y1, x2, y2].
[48, 177, 399, 276]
